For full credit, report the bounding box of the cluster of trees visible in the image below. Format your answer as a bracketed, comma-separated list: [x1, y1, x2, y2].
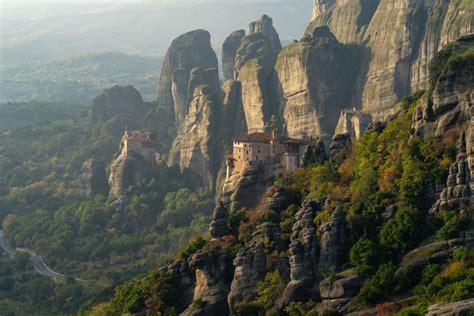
[0, 98, 214, 312]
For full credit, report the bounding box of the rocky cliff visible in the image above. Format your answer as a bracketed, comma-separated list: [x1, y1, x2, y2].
[308, 0, 473, 119]
[79, 159, 109, 197]
[222, 30, 246, 81]
[156, 30, 218, 125]
[234, 15, 282, 133]
[167, 68, 221, 190]
[275, 26, 362, 138]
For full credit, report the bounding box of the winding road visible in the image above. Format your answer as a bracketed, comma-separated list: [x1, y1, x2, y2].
[0, 229, 84, 282]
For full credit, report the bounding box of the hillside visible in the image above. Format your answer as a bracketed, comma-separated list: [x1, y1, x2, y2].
[0, 52, 162, 103]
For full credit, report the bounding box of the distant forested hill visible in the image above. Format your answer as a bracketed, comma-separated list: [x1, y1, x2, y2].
[0, 52, 162, 103]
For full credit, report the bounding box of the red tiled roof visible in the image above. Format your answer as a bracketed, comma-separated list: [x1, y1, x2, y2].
[234, 132, 311, 144]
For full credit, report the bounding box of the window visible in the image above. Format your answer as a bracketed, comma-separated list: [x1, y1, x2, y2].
[256, 156, 259, 160]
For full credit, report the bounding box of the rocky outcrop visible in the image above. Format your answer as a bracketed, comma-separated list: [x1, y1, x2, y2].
[79, 159, 108, 197]
[167, 68, 221, 189]
[181, 250, 232, 316]
[266, 187, 291, 212]
[319, 274, 362, 300]
[90, 85, 144, 124]
[413, 36, 474, 137]
[156, 30, 218, 125]
[234, 15, 281, 133]
[209, 202, 229, 239]
[329, 133, 352, 164]
[249, 14, 282, 53]
[275, 26, 361, 138]
[108, 150, 152, 201]
[222, 30, 245, 81]
[431, 130, 473, 214]
[427, 298, 474, 316]
[308, 0, 473, 119]
[396, 237, 474, 277]
[221, 159, 282, 212]
[334, 109, 372, 140]
[319, 207, 347, 273]
[228, 222, 284, 310]
[221, 80, 246, 140]
[280, 200, 324, 306]
[302, 138, 327, 166]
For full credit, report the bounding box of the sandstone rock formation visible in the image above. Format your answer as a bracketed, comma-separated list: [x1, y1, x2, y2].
[302, 138, 327, 166]
[319, 207, 347, 273]
[320, 274, 362, 300]
[156, 30, 218, 125]
[234, 15, 282, 133]
[431, 131, 473, 214]
[281, 200, 324, 306]
[228, 222, 284, 310]
[209, 202, 229, 239]
[249, 14, 282, 53]
[181, 250, 232, 316]
[308, 0, 473, 119]
[413, 36, 474, 137]
[275, 26, 361, 138]
[79, 159, 109, 197]
[221, 160, 282, 212]
[334, 109, 372, 140]
[222, 30, 245, 81]
[427, 298, 474, 316]
[90, 85, 145, 124]
[167, 68, 221, 189]
[108, 151, 152, 201]
[329, 133, 352, 164]
[221, 80, 246, 140]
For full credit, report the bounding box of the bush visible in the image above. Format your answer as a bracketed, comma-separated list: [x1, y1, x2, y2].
[358, 263, 397, 305]
[254, 271, 285, 310]
[350, 237, 379, 275]
[379, 205, 424, 255]
[179, 236, 207, 259]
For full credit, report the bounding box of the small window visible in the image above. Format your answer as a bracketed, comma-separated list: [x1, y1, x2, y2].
[256, 156, 259, 160]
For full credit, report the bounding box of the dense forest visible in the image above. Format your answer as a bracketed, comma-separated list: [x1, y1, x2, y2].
[0, 99, 215, 314]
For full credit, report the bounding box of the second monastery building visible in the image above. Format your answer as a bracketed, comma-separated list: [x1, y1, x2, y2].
[227, 130, 316, 178]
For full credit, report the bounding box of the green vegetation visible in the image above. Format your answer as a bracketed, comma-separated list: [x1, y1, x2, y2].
[0, 99, 213, 314]
[0, 52, 162, 103]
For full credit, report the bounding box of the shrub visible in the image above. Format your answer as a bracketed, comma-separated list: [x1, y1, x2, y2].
[350, 237, 379, 275]
[254, 271, 285, 310]
[358, 263, 396, 305]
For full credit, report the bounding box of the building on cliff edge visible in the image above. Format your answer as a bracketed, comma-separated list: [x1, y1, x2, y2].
[226, 130, 316, 179]
[120, 129, 156, 163]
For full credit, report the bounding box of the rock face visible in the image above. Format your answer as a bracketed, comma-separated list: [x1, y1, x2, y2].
[308, 0, 474, 119]
[79, 159, 109, 197]
[108, 150, 152, 201]
[221, 160, 282, 212]
[249, 14, 282, 53]
[396, 237, 474, 277]
[234, 15, 282, 133]
[168, 68, 221, 189]
[427, 298, 474, 316]
[156, 30, 218, 125]
[281, 200, 324, 306]
[209, 202, 229, 239]
[334, 109, 372, 140]
[413, 36, 474, 137]
[302, 138, 327, 167]
[228, 222, 284, 310]
[320, 274, 362, 300]
[222, 30, 246, 81]
[275, 26, 361, 138]
[181, 250, 232, 316]
[431, 131, 473, 214]
[329, 133, 352, 164]
[90, 85, 144, 124]
[319, 207, 347, 273]
[221, 80, 247, 140]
